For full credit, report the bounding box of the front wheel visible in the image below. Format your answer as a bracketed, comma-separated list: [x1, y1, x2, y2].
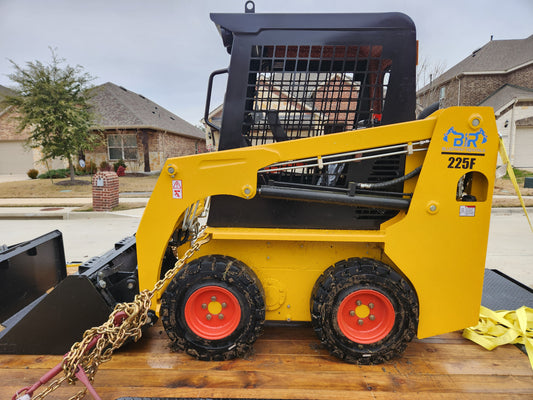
[160, 255, 265, 361]
[310, 257, 418, 364]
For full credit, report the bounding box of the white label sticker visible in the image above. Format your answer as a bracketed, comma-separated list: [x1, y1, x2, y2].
[459, 205, 475, 217]
[172, 180, 183, 199]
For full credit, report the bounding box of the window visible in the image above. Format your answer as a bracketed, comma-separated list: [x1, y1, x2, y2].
[108, 134, 138, 160]
[439, 87, 446, 101]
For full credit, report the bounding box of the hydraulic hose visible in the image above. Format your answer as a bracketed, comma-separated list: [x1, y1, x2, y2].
[356, 166, 422, 190]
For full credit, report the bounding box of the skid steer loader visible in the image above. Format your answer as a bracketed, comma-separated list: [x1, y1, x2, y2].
[1, 4, 499, 365]
[135, 4, 499, 364]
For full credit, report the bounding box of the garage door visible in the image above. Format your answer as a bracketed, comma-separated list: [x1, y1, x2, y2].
[0, 141, 34, 174]
[514, 127, 533, 170]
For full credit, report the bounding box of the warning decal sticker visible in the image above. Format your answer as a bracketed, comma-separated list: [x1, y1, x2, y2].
[172, 180, 183, 199]
[459, 205, 475, 217]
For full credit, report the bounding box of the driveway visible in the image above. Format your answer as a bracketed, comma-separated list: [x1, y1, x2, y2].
[0, 174, 28, 183]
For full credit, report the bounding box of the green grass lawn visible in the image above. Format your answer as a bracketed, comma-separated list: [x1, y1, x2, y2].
[504, 168, 533, 184]
[0, 174, 158, 198]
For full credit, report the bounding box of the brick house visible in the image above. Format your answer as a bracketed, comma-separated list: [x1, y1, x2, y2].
[0, 82, 206, 174]
[479, 84, 533, 169]
[417, 34, 533, 168]
[85, 82, 206, 173]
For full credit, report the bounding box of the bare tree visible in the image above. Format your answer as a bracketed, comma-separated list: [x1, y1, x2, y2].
[416, 57, 447, 91]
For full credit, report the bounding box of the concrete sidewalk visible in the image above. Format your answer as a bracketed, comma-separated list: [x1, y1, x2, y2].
[0, 205, 146, 220]
[0, 196, 148, 220]
[0, 197, 148, 220]
[0, 196, 148, 206]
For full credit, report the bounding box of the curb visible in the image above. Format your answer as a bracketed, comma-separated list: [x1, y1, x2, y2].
[491, 207, 533, 215]
[0, 207, 144, 220]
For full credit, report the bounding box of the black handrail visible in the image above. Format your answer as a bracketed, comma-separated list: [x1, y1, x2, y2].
[204, 68, 228, 132]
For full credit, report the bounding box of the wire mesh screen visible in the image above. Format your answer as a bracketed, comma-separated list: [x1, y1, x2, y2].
[244, 45, 391, 146]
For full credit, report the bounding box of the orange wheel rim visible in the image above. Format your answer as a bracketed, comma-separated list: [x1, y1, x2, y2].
[337, 289, 395, 344]
[184, 285, 241, 340]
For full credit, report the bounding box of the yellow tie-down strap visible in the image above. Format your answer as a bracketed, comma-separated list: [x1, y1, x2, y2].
[498, 136, 533, 232]
[463, 305, 533, 370]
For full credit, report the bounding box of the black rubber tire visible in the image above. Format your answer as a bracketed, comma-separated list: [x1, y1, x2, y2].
[160, 255, 265, 361]
[310, 257, 418, 364]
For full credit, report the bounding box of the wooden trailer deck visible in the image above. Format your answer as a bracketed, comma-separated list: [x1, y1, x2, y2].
[1, 321, 532, 400]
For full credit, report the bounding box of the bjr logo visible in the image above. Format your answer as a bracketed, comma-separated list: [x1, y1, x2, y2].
[444, 127, 487, 148]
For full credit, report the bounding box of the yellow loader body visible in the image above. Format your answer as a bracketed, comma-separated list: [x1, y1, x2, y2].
[136, 106, 499, 340]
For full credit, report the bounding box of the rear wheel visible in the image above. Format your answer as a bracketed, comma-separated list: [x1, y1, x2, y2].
[161, 255, 265, 361]
[311, 257, 418, 364]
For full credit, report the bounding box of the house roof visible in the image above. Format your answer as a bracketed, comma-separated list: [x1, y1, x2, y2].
[0, 84, 15, 113]
[418, 34, 533, 93]
[90, 82, 204, 140]
[478, 84, 533, 111]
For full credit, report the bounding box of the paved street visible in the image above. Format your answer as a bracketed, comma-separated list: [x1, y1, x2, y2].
[486, 210, 533, 287]
[0, 209, 142, 263]
[0, 208, 531, 287]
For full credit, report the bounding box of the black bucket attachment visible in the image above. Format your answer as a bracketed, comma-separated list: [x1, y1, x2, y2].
[0, 231, 138, 354]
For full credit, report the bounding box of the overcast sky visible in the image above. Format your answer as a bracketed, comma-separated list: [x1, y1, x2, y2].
[1, 0, 532, 125]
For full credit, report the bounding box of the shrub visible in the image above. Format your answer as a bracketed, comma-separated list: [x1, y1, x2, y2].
[38, 168, 69, 179]
[113, 159, 127, 172]
[100, 161, 112, 172]
[27, 168, 39, 179]
[116, 165, 126, 176]
[76, 159, 98, 175]
[86, 160, 97, 174]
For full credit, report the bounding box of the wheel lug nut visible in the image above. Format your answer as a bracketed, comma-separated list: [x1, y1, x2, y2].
[206, 314, 212, 320]
[218, 314, 224, 320]
[222, 302, 227, 308]
[369, 314, 376, 321]
[211, 296, 217, 301]
[349, 310, 355, 316]
[201, 303, 207, 309]
[358, 319, 364, 326]
[356, 300, 362, 306]
[369, 302, 374, 309]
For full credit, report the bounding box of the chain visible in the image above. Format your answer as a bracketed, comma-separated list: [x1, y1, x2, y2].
[149, 228, 212, 296]
[24, 227, 211, 400]
[31, 376, 68, 400]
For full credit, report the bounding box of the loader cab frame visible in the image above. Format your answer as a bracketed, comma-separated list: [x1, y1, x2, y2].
[206, 11, 417, 230]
